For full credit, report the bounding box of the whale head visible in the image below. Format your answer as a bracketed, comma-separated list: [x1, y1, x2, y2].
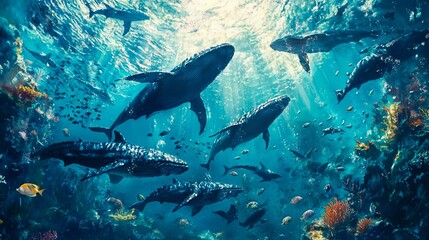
[174, 43, 235, 91]
[270, 37, 304, 53]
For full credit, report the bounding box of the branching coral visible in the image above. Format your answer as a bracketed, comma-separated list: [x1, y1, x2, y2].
[1, 84, 48, 106]
[109, 208, 137, 221]
[322, 198, 353, 230]
[356, 218, 373, 235]
[381, 103, 400, 143]
[16, 85, 48, 101]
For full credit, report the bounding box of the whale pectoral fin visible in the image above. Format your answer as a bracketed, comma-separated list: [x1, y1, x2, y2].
[262, 130, 270, 149]
[123, 21, 132, 36]
[192, 205, 204, 216]
[119, 72, 173, 83]
[173, 192, 198, 212]
[108, 174, 124, 184]
[190, 96, 207, 135]
[80, 160, 127, 182]
[298, 53, 310, 72]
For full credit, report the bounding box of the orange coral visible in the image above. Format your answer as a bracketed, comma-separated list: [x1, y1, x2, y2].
[322, 198, 352, 229]
[356, 218, 373, 235]
[16, 85, 48, 101]
[355, 140, 380, 160]
[381, 103, 399, 142]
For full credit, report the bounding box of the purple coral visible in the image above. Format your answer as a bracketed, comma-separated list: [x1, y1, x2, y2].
[32, 230, 58, 240]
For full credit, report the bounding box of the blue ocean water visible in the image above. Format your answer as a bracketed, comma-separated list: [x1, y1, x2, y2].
[0, 0, 429, 239]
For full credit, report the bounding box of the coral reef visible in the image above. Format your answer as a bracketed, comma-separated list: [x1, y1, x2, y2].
[322, 198, 353, 230]
[355, 140, 380, 160]
[31, 230, 58, 240]
[0, 18, 29, 86]
[109, 209, 137, 221]
[355, 218, 373, 236]
[380, 103, 400, 144]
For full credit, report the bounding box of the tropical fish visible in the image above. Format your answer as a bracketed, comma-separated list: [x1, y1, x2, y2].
[322, 127, 345, 136]
[301, 210, 315, 220]
[290, 196, 303, 204]
[246, 201, 259, 209]
[281, 216, 292, 225]
[137, 194, 145, 201]
[16, 183, 45, 197]
[107, 197, 123, 209]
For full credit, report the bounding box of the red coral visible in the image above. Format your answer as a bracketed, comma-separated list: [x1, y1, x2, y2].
[356, 218, 373, 235]
[322, 198, 353, 229]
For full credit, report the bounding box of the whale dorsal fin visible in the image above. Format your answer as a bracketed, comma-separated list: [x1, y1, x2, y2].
[103, 3, 114, 9]
[259, 162, 267, 169]
[172, 178, 179, 184]
[118, 72, 173, 83]
[113, 131, 127, 143]
[209, 124, 240, 138]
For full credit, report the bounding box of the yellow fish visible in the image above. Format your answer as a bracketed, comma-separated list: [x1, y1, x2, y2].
[16, 183, 45, 197]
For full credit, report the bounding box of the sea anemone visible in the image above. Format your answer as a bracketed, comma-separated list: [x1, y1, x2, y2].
[322, 198, 353, 230]
[355, 218, 373, 235]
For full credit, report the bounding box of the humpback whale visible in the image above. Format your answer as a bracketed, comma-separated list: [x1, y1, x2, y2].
[33, 131, 188, 183]
[335, 30, 429, 103]
[90, 44, 234, 140]
[270, 30, 379, 72]
[129, 179, 243, 216]
[201, 95, 290, 170]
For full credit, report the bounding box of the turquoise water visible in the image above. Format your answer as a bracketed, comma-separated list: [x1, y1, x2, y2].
[1, 0, 429, 239]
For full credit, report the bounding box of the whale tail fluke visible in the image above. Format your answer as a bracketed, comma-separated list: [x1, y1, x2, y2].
[84, 1, 95, 18]
[89, 127, 113, 140]
[335, 89, 345, 103]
